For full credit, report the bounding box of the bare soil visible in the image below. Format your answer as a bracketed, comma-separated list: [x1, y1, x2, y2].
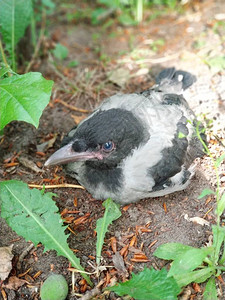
[0, 0, 225, 299]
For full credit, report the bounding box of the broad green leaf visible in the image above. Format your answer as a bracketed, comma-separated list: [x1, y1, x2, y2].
[0, 180, 92, 285]
[96, 198, 121, 265]
[174, 267, 214, 287]
[0, 0, 33, 68]
[212, 225, 225, 263]
[203, 277, 218, 300]
[168, 247, 212, 277]
[198, 188, 215, 199]
[52, 43, 69, 60]
[154, 243, 194, 260]
[217, 193, 225, 217]
[215, 153, 225, 167]
[109, 268, 181, 300]
[0, 72, 54, 130]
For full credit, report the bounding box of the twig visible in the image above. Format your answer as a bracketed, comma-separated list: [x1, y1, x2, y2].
[25, 8, 46, 73]
[55, 99, 90, 113]
[28, 183, 85, 190]
[17, 243, 34, 270]
[79, 287, 101, 300]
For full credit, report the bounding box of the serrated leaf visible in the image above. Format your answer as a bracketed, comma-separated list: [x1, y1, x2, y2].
[217, 193, 225, 217]
[154, 243, 194, 260]
[174, 267, 214, 287]
[0, 180, 91, 284]
[0, 0, 33, 65]
[203, 277, 218, 300]
[212, 225, 225, 263]
[215, 153, 225, 167]
[0, 72, 54, 130]
[198, 188, 215, 199]
[168, 247, 212, 277]
[109, 267, 181, 300]
[96, 198, 121, 265]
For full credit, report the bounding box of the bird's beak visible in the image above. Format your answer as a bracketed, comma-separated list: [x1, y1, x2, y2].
[45, 143, 103, 167]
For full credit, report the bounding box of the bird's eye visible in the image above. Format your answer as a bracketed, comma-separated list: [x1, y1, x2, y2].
[102, 141, 115, 152]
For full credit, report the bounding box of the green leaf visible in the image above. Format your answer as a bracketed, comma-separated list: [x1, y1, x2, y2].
[0, 0, 33, 69]
[217, 193, 225, 217]
[168, 247, 212, 277]
[178, 132, 187, 139]
[174, 267, 214, 287]
[0, 180, 92, 285]
[96, 198, 121, 265]
[198, 188, 215, 199]
[52, 43, 69, 60]
[212, 225, 225, 263]
[118, 13, 137, 26]
[109, 268, 181, 300]
[206, 56, 225, 72]
[0, 72, 54, 130]
[68, 60, 79, 67]
[215, 153, 225, 167]
[154, 243, 194, 260]
[0, 66, 12, 78]
[203, 277, 218, 300]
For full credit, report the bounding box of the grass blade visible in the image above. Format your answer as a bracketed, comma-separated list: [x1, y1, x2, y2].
[95, 198, 121, 265]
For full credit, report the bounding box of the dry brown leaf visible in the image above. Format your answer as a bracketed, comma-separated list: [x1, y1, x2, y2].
[184, 214, 210, 226]
[2, 276, 27, 290]
[0, 245, 14, 281]
[107, 67, 130, 87]
[112, 252, 128, 276]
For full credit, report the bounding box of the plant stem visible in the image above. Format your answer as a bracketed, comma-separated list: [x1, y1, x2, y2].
[12, 0, 16, 71]
[195, 122, 220, 225]
[0, 39, 12, 77]
[25, 7, 46, 73]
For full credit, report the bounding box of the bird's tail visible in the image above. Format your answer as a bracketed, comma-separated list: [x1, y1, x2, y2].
[156, 67, 196, 93]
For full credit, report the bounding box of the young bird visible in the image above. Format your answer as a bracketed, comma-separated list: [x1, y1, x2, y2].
[45, 68, 205, 204]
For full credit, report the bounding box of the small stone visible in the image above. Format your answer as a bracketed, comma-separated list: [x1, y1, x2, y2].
[220, 176, 225, 183]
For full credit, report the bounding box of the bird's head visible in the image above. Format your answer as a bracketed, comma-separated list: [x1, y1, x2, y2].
[45, 108, 148, 169]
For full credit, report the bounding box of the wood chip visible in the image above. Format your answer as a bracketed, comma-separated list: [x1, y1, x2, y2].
[74, 213, 90, 226]
[110, 237, 117, 253]
[192, 282, 201, 292]
[120, 244, 129, 257]
[122, 204, 132, 211]
[148, 240, 158, 249]
[129, 235, 137, 247]
[163, 202, 167, 213]
[130, 253, 150, 262]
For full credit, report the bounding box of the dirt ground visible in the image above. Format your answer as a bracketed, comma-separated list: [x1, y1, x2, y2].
[1, 0, 225, 299]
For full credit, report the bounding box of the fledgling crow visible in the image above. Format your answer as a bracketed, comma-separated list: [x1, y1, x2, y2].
[45, 68, 205, 204]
